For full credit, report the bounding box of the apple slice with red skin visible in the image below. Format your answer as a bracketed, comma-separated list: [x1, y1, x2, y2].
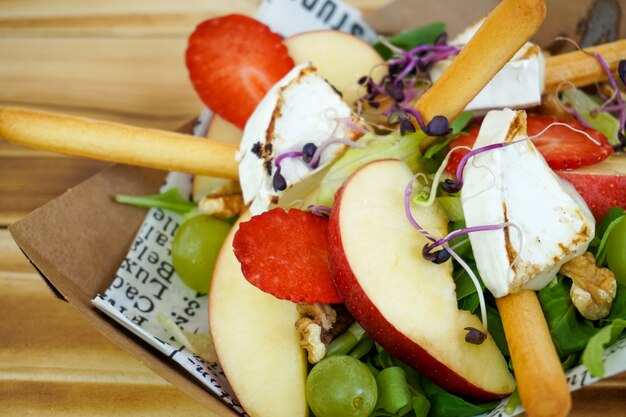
[557, 154, 626, 221]
[327, 159, 515, 402]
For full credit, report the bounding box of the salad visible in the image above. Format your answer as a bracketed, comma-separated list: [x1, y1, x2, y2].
[113, 4, 626, 417]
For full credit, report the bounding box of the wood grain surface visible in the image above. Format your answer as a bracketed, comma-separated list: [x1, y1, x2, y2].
[0, 1, 624, 416]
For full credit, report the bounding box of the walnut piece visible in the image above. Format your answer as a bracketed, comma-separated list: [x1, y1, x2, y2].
[560, 252, 617, 320]
[295, 303, 337, 364]
[198, 194, 244, 218]
[295, 317, 327, 364]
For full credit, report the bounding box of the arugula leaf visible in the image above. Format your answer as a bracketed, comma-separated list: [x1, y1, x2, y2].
[602, 284, 626, 324]
[487, 305, 509, 357]
[115, 188, 196, 215]
[421, 378, 499, 417]
[538, 279, 600, 358]
[594, 207, 626, 266]
[581, 319, 626, 377]
[448, 220, 473, 259]
[374, 22, 446, 60]
[453, 262, 483, 303]
[597, 207, 626, 238]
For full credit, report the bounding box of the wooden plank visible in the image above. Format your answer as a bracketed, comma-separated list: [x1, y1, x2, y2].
[0, 37, 202, 129]
[0, 139, 111, 226]
[0, 231, 209, 416]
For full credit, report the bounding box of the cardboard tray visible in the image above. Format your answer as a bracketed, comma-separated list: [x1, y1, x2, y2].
[8, 1, 626, 414]
[8, 161, 236, 416]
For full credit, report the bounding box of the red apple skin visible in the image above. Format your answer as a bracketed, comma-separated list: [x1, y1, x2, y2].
[328, 182, 509, 403]
[557, 169, 626, 222]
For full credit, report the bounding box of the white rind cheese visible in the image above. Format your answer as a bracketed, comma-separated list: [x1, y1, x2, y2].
[431, 20, 545, 112]
[461, 109, 594, 298]
[237, 63, 360, 214]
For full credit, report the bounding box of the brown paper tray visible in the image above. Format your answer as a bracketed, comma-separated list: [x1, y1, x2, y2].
[8, 163, 236, 416]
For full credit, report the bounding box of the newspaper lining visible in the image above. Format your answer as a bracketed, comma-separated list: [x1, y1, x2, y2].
[92, 1, 626, 416]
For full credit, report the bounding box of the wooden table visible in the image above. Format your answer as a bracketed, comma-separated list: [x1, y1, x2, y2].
[0, 1, 624, 416]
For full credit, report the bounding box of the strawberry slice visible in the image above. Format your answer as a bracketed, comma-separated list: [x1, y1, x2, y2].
[445, 115, 613, 174]
[186, 15, 295, 129]
[233, 208, 342, 304]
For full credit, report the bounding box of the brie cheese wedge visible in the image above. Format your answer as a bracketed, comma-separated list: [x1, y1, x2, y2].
[461, 109, 594, 298]
[431, 19, 545, 112]
[238, 63, 362, 214]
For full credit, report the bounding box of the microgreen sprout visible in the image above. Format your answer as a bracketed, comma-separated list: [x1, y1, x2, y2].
[591, 52, 625, 132]
[405, 175, 489, 335]
[405, 177, 531, 336]
[273, 150, 303, 191]
[357, 33, 458, 137]
[412, 145, 471, 207]
[272, 111, 368, 191]
[464, 327, 487, 345]
[555, 81, 596, 128]
[555, 37, 626, 150]
[309, 137, 366, 169]
[446, 246, 488, 334]
[404, 178, 438, 243]
[301, 143, 317, 164]
[309, 205, 332, 217]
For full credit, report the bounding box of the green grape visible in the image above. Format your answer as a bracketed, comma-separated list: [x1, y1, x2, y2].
[606, 217, 626, 285]
[306, 355, 377, 417]
[172, 214, 231, 293]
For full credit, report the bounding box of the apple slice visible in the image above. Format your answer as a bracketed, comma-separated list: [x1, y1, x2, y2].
[284, 30, 385, 107]
[328, 159, 515, 401]
[557, 153, 626, 221]
[192, 115, 243, 201]
[209, 212, 308, 417]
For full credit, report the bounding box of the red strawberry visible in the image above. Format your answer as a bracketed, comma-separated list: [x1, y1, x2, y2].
[186, 15, 295, 129]
[233, 208, 342, 304]
[557, 154, 626, 221]
[445, 115, 613, 175]
[444, 132, 477, 176]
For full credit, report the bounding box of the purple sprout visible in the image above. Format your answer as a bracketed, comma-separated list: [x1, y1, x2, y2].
[272, 150, 302, 191]
[575, 54, 626, 150]
[357, 35, 459, 136]
[592, 52, 626, 131]
[309, 205, 332, 217]
[404, 175, 489, 333]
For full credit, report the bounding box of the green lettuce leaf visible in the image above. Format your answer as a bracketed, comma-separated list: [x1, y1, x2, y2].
[115, 188, 196, 215]
[581, 319, 626, 377]
[421, 378, 499, 417]
[374, 22, 446, 60]
[375, 367, 412, 414]
[317, 132, 425, 207]
[560, 88, 622, 147]
[538, 279, 600, 358]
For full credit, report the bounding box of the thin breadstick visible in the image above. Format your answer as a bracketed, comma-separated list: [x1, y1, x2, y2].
[412, 1, 571, 416]
[415, 0, 547, 128]
[496, 291, 571, 417]
[0, 107, 240, 180]
[544, 39, 626, 92]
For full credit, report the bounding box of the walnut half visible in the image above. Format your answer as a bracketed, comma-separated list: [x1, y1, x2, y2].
[559, 252, 617, 320]
[295, 303, 337, 364]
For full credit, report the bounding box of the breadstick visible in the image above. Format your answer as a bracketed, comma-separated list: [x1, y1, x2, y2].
[496, 291, 571, 417]
[413, 1, 571, 416]
[544, 39, 626, 92]
[0, 107, 239, 180]
[415, 0, 546, 128]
